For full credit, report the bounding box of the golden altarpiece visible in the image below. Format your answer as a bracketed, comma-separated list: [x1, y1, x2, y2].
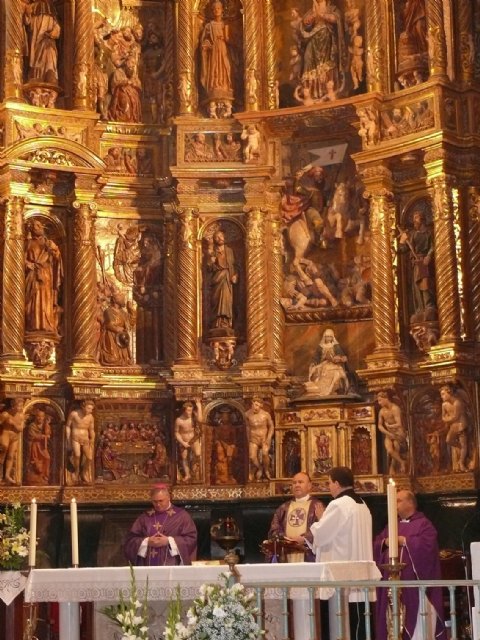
[0, 0, 479, 582]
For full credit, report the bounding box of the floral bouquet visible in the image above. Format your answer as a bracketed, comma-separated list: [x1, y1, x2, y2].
[166, 573, 263, 640]
[0, 503, 30, 571]
[102, 564, 149, 640]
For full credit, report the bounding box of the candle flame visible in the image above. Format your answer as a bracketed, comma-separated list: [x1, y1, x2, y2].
[388, 478, 395, 486]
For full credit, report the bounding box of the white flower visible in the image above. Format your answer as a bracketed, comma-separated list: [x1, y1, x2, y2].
[212, 605, 227, 618]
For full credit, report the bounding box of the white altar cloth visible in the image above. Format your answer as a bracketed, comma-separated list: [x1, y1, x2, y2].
[24, 561, 381, 603]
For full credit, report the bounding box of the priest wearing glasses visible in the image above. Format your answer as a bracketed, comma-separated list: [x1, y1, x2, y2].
[124, 483, 197, 565]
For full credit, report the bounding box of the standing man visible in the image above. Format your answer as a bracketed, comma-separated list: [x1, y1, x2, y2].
[374, 489, 447, 640]
[269, 472, 323, 563]
[245, 397, 275, 481]
[207, 229, 238, 331]
[310, 466, 374, 640]
[65, 400, 95, 484]
[269, 472, 328, 640]
[0, 398, 26, 485]
[124, 484, 197, 566]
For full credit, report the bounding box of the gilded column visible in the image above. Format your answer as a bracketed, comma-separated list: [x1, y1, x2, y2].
[458, 0, 474, 84]
[425, 153, 461, 342]
[269, 207, 286, 369]
[244, 206, 268, 362]
[163, 213, 177, 363]
[243, 0, 261, 111]
[71, 201, 97, 362]
[263, 0, 278, 109]
[177, 0, 195, 115]
[1, 197, 26, 359]
[467, 187, 480, 341]
[365, 0, 386, 92]
[175, 207, 199, 363]
[4, 0, 25, 101]
[73, 0, 94, 110]
[426, 0, 448, 77]
[362, 166, 399, 352]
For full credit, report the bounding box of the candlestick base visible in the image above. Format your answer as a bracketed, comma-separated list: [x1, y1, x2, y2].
[72, 564, 79, 569]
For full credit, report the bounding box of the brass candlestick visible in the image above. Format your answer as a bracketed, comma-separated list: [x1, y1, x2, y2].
[381, 558, 406, 640]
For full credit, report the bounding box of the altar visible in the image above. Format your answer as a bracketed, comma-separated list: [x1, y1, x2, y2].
[24, 562, 381, 640]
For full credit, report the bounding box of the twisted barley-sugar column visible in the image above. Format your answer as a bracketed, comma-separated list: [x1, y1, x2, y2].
[365, 0, 385, 92]
[269, 209, 286, 367]
[243, 0, 260, 111]
[245, 207, 268, 361]
[263, 0, 277, 109]
[175, 208, 199, 362]
[368, 191, 398, 350]
[429, 174, 461, 341]
[426, 0, 447, 77]
[4, 0, 25, 100]
[457, 0, 474, 84]
[163, 216, 177, 363]
[2, 197, 25, 359]
[177, 0, 195, 114]
[73, 0, 94, 109]
[466, 187, 480, 340]
[71, 201, 97, 362]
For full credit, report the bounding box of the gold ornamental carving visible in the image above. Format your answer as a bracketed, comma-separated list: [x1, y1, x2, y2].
[428, 175, 461, 342]
[177, 0, 195, 114]
[71, 201, 98, 363]
[4, 0, 25, 100]
[467, 188, 480, 341]
[245, 208, 268, 362]
[365, 0, 384, 92]
[175, 207, 199, 363]
[2, 197, 26, 359]
[263, 0, 278, 109]
[73, 0, 94, 109]
[457, 0, 474, 84]
[269, 209, 285, 368]
[368, 192, 398, 351]
[426, 1, 447, 77]
[243, 0, 261, 112]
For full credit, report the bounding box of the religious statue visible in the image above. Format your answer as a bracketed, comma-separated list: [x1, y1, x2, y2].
[25, 219, 64, 335]
[65, 400, 95, 485]
[440, 384, 472, 473]
[199, 0, 235, 117]
[398, 209, 436, 323]
[0, 398, 26, 485]
[377, 390, 408, 475]
[299, 0, 347, 100]
[140, 26, 166, 124]
[23, 0, 61, 84]
[305, 328, 355, 397]
[113, 224, 141, 285]
[174, 399, 203, 482]
[396, 0, 428, 85]
[245, 397, 274, 482]
[206, 229, 238, 333]
[143, 435, 169, 479]
[241, 124, 261, 163]
[24, 407, 52, 485]
[108, 55, 142, 123]
[99, 291, 133, 366]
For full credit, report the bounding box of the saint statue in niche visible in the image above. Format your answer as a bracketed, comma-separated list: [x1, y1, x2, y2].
[304, 328, 356, 397]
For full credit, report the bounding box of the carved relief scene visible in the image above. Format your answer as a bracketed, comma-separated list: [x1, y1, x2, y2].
[274, 0, 366, 108]
[95, 218, 164, 366]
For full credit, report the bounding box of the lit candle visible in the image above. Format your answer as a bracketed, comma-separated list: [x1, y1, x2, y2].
[387, 479, 398, 560]
[70, 498, 79, 566]
[28, 498, 37, 567]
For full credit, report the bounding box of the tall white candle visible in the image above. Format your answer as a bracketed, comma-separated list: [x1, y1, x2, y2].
[387, 479, 398, 559]
[70, 498, 79, 566]
[28, 498, 37, 567]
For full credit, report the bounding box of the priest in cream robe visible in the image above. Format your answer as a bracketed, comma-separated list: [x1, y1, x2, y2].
[310, 466, 374, 640]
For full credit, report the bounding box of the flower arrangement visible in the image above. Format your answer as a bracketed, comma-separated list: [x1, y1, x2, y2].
[102, 564, 150, 640]
[166, 573, 263, 640]
[0, 503, 29, 571]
